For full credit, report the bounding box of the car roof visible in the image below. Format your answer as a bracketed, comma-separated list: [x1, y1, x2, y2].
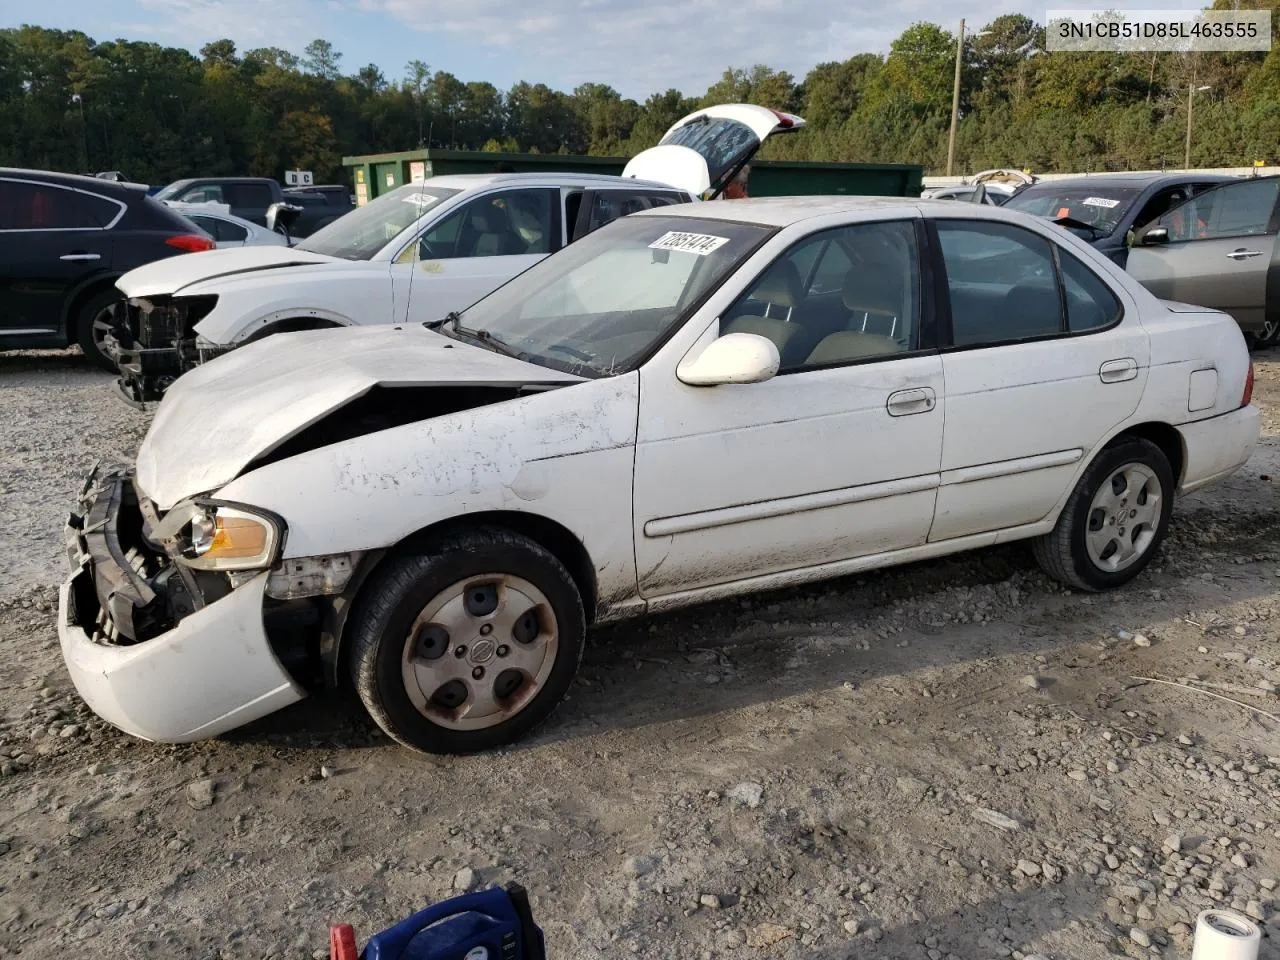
[0, 167, 148, 199]
[1013, 172, 1237, 190]
[418, 172, 688, 192]
[631, 195, 921, 227]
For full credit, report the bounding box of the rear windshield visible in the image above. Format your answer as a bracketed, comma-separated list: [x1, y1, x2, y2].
[1003, 184, 1144, 235]
[661, 116, 760, 189]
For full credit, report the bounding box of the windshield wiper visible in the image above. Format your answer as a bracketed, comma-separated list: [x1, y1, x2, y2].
[1052, 216, 1106, 238]
[424, 311, 459, 331]
[429, 311, 523, 359]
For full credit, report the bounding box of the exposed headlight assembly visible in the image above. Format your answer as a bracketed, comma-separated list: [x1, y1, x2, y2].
[155, 500, 285, 572]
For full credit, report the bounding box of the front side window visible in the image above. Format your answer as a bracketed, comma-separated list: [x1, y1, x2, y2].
[1158, 178, 1280, 242]
[937, 220, 1062, 345]
[296, 183, 460, 260]
[179, 184, 225, 205]
[719, 220, 921, 371]
[442, 215, 772, 377]
[417, 189, 555, 260]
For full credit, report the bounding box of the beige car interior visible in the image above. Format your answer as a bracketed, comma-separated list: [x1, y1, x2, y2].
[721, 225, 917, 369]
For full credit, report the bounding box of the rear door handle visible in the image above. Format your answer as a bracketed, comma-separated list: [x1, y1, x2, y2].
[59, 253, 101, 262]
[1099, 358, 1138, 383]
[1226, 249, 1262, 260]
[887, 387, 936, 416]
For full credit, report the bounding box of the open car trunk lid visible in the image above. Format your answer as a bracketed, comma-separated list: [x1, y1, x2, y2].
[620, 104, 805, 200]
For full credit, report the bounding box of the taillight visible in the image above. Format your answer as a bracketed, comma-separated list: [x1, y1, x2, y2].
[769, 109, 794, 128]
[165, 234, 215, 253]
[1242, 361, 1255, 407]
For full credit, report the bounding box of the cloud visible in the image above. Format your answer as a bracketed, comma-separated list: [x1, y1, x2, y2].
[350, 0, 988, 96]
[123, 0, 319, 49]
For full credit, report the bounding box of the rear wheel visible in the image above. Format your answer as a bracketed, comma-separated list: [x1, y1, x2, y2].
[1032, 438, 1174, 591]
[74, 288, 123, 371]
[348, 528, 585, 754]
[1259, 319, 1280, 348]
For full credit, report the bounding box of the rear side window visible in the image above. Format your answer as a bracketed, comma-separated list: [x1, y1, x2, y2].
[0, 180, 115, 229]
[937, 220, 1062, 345]
[190, 215, 247, 242]
[1059, 251, 1121, 332]
[224, 182, 275, 208]
[582, 191, 682, 236]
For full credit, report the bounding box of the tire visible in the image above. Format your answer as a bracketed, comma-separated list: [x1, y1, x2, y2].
[1032, 438, 1175, 592]
[74, 288, 123, 372]
[1259, 319, 1280, 348]
[348, 527, 586, 754]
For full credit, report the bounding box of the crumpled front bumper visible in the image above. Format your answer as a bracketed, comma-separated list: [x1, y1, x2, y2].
[103, 299, 211, 408]
[57, 465, 305, 742]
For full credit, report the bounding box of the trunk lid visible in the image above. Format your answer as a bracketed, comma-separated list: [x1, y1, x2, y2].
[621, 104, 805, 199]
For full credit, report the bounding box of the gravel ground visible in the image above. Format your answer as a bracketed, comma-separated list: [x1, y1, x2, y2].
[0, 348, 1278, 959]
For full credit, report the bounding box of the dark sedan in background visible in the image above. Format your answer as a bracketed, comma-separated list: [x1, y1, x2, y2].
[0, 169, 215, 369]
[1002, 172, 1234, 266]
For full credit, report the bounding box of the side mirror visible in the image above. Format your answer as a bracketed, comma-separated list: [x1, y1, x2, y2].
[1140, 226, 1170, 246]
[676, 332, 780, 387]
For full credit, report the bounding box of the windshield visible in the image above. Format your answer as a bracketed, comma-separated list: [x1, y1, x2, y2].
[296, 184, 461, 260]
[444, 215, 773, 378]
[152, 180, 193, 202]
[1004, 184, 1144, 235]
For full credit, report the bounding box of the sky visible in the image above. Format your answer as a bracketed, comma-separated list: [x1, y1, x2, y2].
[3, 0, 1217, 100]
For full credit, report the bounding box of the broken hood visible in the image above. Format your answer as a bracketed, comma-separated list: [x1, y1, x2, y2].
[621, 104, 805, 200]
[117, 245, 340, 299]
[135, 325, 584, 510]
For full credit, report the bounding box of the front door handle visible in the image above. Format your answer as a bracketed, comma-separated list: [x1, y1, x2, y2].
[1099, 358, 1138, 383]
[887, 387, 936, 416]
[1226, 249, 1262, 260]
[59, 253, 101, 262]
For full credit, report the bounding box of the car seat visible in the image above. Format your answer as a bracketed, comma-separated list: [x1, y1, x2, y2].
[459, 202, 525, 257]
[721, 259, 806, 362]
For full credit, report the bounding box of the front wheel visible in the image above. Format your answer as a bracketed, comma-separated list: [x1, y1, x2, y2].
[1032, 438, 1174, 591]
[348, 528, 585, 754]
[75, 288, 123, 372]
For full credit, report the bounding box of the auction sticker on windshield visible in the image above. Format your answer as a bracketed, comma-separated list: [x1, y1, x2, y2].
[649, 231, 730, 255]
[1082, 196, 1121, 208]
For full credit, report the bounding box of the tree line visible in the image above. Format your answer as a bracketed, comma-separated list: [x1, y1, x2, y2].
[2, 0, 1278, 188]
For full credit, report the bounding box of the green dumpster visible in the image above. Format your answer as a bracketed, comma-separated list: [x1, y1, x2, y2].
[342, 148, 922, 205]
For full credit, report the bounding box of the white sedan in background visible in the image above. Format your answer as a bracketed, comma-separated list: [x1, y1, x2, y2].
[58, 196, 1259, 755]
[163, 201, 288, 248]
[104, 104, 804, 405]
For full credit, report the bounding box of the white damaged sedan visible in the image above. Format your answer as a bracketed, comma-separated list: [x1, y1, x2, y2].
[58, 196, 1260, 754]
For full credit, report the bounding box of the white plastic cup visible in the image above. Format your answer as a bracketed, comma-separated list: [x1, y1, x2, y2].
[1191, 909, 1261, 960]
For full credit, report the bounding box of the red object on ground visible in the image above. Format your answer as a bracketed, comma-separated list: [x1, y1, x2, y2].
[330, 923, 359, 960]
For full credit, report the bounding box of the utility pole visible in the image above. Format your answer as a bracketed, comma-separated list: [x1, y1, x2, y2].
[1185, 81, 1210, 170]
[1184, 82, 1194, 171]
[946, 18, 965, 178]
